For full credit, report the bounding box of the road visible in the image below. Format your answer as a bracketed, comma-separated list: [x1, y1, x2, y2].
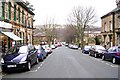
[0, 46, 119, 79]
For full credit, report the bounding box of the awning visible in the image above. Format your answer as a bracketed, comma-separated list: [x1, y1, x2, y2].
[1, 31, 23, 41]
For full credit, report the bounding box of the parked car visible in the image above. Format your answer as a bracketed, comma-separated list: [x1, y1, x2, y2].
[69, 44, 78, 49]
[42, 45, 52, 54]
[89, 45, 106, 58]
[68, 44, 73, 48]
[55, 43, 62, 47]
[102, 46, 120, 64]
[72, 45, 79, 49]
[64, 43, 69, 46]
[35, 45, 47, 61]
[82, 45, 91, 54]
[1, 44, 39, 72]
[50, 45, 56, 49]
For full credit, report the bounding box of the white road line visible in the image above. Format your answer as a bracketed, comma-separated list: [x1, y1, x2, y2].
[96, 59, 101, 61]
[110, 65, 119, 68]
[38, 52, 52, 69]
[29, 70, 37, 72]
[106, 63, 110, 65]
[101, 61, 105, 63]
[38, 66, 40, 69]
[29, 53, 53, 73]
[82, 53, 119, 67]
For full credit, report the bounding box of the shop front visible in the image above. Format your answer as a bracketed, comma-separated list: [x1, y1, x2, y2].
[0, 21, 23, 54]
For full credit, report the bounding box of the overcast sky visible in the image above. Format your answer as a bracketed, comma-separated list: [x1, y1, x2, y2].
[28, 0, 117, 27]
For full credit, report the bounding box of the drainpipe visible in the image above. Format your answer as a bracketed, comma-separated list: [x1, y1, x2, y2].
[112, 12, 115, 46]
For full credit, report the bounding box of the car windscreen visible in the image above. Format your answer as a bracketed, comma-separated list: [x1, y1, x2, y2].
[18, 46, 28, 54]
[7, 46, 19, 54]
[96, 45, 105, 50]
[84, 46, 91, 49]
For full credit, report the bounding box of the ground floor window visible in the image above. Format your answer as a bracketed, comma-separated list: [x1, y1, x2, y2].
[118, 34, 120, 46]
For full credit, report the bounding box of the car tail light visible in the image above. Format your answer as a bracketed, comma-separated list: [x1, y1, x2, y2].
[116, 52, 120, 56]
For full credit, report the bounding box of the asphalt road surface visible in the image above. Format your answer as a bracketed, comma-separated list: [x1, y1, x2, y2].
[1, 46, 119, 78]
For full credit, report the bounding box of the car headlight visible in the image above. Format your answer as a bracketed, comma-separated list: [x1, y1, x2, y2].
[19, 61, 27, 64]
[19, 56, 27, 64]
[1, 58, 4, 63]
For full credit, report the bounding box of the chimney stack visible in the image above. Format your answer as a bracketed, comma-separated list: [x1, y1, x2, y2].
[116, 0, 120, 8]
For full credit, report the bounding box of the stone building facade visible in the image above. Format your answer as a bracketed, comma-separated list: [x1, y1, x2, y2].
[0, 0, 35, 53]
[101, 0, 120, 48]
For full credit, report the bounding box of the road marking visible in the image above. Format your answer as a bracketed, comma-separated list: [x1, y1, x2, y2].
[38, 52, 53, 69]
[110, 65, 119, 68]
[38, 66, 40, 69]
[101, 61, 105, 63]
[29, 53, 53, 73]
[29, 70, 37, 72]
[106, 63, 110, 65]
[96, 59, 101, 61]
[82, 52, 119, 67]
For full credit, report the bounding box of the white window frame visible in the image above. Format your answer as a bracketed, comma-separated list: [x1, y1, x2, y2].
[109, 21, 113, 31]
[118, 17, 120, 28]
[104, 23, 107, 32]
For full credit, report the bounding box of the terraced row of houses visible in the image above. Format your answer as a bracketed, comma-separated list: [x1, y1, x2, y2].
[101, 0, 120, 48]
[0, 0, 35, 53]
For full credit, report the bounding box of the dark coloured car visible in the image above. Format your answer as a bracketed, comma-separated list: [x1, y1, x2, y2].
[89, 45, 106, 58]
[82, 45, 91, 54]
[102, 46, 120, 64]
[35, 45, 47, 61]
[1, 44, 39, 72]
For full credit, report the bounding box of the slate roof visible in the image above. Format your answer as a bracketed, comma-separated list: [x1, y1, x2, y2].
[101, 7, 120, 19]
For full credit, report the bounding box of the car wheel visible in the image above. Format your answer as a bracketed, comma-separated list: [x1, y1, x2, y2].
[102, 55, 105, 60]
[36, 57, 39, 64]
[26, 62, 31, 71]
[112, 57, 117, 64]
[89, 52, 91, 56]
[94, 53, 97, 58]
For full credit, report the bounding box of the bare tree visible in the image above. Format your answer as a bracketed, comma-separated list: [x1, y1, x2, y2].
[24, 0, 35, 11]
[41, 17, 57, 46]
[67, 6, 97, 49]
[63, 25, 77, 44]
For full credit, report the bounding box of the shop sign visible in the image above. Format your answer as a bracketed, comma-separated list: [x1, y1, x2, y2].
[0, 21, 12, 29]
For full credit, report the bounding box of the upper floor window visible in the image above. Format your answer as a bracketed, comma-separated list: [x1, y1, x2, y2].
[109, 21, 113, 31]
[104, 22, 107, 32]
[118, 16, 120, 28]
[2, 2, 5, 19]
[14, 5, 16, 21]
[22, 10, 24, 24]
[8, 2, 11, 20]
[18, 8, 20, 22]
